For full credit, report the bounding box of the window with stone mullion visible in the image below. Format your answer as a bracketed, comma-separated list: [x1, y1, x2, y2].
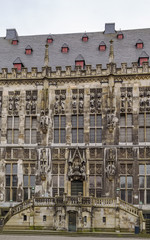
[5, 163, 17, 201]
[90, 114, 102, 143]
[25, 116, 37, 144]
[54, 115, 66, 143]
[120, 113, 132, 143]
[72, 115, 84, 143]
[120, 174, 133, 204]
[139, 113, 150, 142]
[139, 164, 150, 204]
[7, 116, 19, 144]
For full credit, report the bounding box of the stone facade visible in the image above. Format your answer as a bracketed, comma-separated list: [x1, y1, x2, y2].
[0, 25, 150, 232]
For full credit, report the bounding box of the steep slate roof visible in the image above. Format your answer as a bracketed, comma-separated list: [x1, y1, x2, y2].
[1, 25, 150, 71]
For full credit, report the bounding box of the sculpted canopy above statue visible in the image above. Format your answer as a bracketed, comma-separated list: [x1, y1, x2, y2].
[68, 148, 86, 181]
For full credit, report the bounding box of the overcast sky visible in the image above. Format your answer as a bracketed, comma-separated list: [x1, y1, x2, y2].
[1, 0, 150, 36]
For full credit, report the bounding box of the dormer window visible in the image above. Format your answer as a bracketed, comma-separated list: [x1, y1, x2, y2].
[25, 45, 33, 55]
[61, 43, 69, 53]
[99, 41, 106, 51]
[117, 31, 124, 39]
[75, 54, 85, 69]
[136, 39, 144, 49]
[12, 39, 18, 45]
[47, 34, 53, 44]
[82, 33, 88, 42]
[13, 57, 24, 71]
[138, 51, 149, 66]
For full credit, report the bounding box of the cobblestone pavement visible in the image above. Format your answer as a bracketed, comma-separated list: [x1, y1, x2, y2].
[0, 235, 146, 240]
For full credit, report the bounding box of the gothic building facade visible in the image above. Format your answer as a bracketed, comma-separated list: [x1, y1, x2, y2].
[0, 23, 150, 232]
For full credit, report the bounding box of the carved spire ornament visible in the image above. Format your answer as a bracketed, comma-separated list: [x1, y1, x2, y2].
[44, 44, 49, 67]
[109, 39, 114, 63]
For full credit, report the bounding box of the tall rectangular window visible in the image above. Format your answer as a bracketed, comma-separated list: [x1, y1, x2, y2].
[90, 114, 102, 143]
[54, 115, 66, 143]
[52, 163, 65, 197]
[139, 113, 150, 142]
[89, 163, 102, 197]
[72, 115, 84, 143]
[7, 116, 19, 144]
[139, 164, 150, 204]
[120, 114, 133, 143]
[25, 116, 37, 144]
[23, 164, 35, 200]
[120, 164, 133, 204]
[5, 163, 18, 201]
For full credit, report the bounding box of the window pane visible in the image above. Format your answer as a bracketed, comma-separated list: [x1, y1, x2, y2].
[147, 165, 150, 175]
[24, 188, 28, 200]
[139, 176, 144, 188]
[31, 130, 37, 144]
[60, 129, 66, 143]
[14, 130, 19, 143]
[12, 175, 17, 186]
[72, 115, 77, 128]
[90, 115, 95, 127]
[61, 116, 66, 128]
[146, 128, 150, 142]
[96, 189, 101, 198]
[12, 164, 17, 174]
[53, 176, 58, 188]
[72, 129, 77, 143]
[78, 115, 84, 128]
[78, 129, 84, 143]
[147, 176, 150, 188]
[139, 165, 145, 175]
[25, 130, 30, 143]
[14, 117, 19, 128]
[120, 115, 125, 126]
[30, 175, 35, 187]
[97, 128, 102, 143]
[146, 114, 150, 126]
[23, 175, 28, 187]
[54, 129, 59, 143]
[147, 190, 150, 204]
[7, 117, 12, 128]
[127, 114, 132, 126]
[89, 176, 95, 188]
[12, 188, 17, 201]
[6, 176, 10, 186]
[32, 117, 37, 128]
[5, 189, 10, 201]
[120, 176, 125, 188]
[52, 188, 58, 197]
[139, 128, 144, 142]
[59, 176, 64, 188]
[25, 117, 30, 128]
[139, 190, 144, 204]
[90, 129, 95, 143]
[127, 128, 132, 142]
[139, 114, 144, 126]
[7, 130, 12, 144]
[96, 176, 102, 188]
[54, 116, 59, 128]
[121, 190, 125, 201]
[127, 190, 132, 203]
[120, 128, 125, 142]
[97, 115, 102, 127]
[127, 176, 133, 188]
[6, 164, 11, 174]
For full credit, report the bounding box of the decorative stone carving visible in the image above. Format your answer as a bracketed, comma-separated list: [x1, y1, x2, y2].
[40, 110, 48, 134]
[105, 148, 116, 181]
[26, 90, 37, 114]
[90, 88, 102, 113]
[68, 148, 86, 181]
[120, 87, 133, 113]
[72, 89, 84, 114]
[8, 91, 20, 115]
[55, 90, 66, 114]
[39, 148, 50, 181]
[139, 87, 150, 112]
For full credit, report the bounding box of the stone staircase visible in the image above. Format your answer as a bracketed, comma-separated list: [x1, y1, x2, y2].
[146, 219, 150, 234]
[0, 196, 140, 230]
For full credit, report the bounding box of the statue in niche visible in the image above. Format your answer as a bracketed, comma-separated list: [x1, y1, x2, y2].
[40, 148, 48, 181]
[107, 113, 118, 131]
[105, 148, 116, 181]
[40, 110, 48, 133]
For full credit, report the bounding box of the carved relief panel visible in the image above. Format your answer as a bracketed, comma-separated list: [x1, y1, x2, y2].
[139, 87, 150, 112]
[120, 87, 133, 113]
[90, 88, 102, 113]
[8, 91, 20, 115]
[72, 89, 84, 114]
[54, 90, 66, 114]
[26, 90, 37, 115]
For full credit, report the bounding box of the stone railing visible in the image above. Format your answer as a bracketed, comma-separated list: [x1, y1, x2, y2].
[34, 197, 55, 206]
[119, 199, 139, 216]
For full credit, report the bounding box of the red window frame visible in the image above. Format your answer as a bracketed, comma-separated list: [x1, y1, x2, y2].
[99, 45, 106, 51]
[13, 63, 22, 71]
[12, 40, 18, 45]
[137, 43, 143, 49]
[62, 47, 68, 53]
[117, 34, 123, 39]
[47, 38, 53, 43]
[75, 61, 84, 68]
[139, 58, 149, 66]
[25, 49, 32, 55]
[82, 37, 88, 42]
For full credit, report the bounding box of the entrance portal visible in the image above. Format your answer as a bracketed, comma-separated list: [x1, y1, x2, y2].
[68, 212, 76, 231]
[71, 180, 83, 196]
